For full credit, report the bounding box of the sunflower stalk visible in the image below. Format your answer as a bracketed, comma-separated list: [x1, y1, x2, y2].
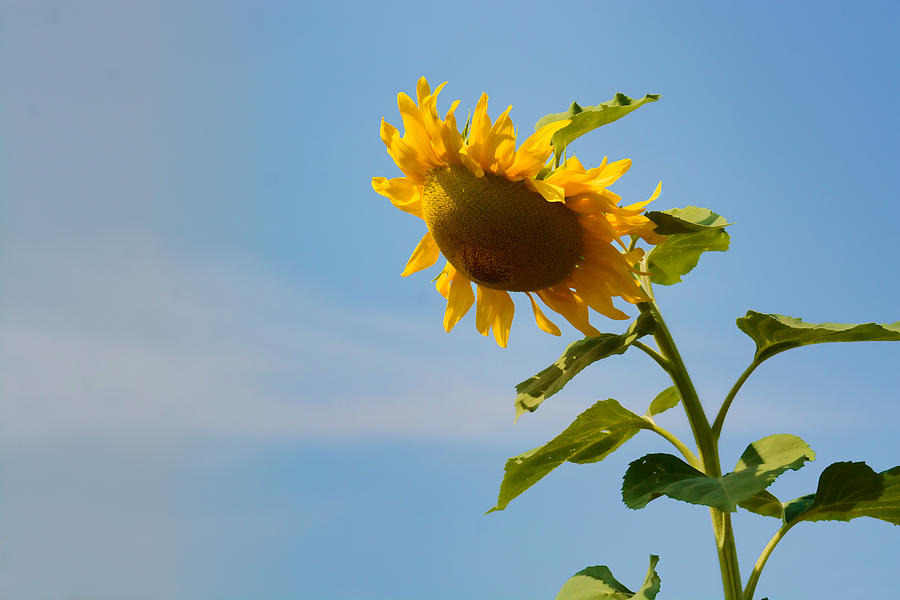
[636, 300, 743, 600]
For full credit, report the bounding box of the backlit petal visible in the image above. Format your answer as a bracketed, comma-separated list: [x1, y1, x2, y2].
[401, 231, 440, 276]
[536, 287, 601, 337]
[524, 177, 565, 203]
[491, 290, 515, 347]
[506, 120, 569, 180]
[443, 267, 475, 332]
[397, 93, 442, 166]
[466, 93, 492, 168]
[527, 292, 561, 336]
[475, 285, 494, 336]
[371, 176, 423, 218]
[483, 106, 516, 174]
[380, 119, 429, 181]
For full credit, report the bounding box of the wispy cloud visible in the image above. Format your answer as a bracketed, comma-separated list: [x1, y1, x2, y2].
[0, 237, 562, 445]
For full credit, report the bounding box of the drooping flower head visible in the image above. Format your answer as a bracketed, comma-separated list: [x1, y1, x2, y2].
[373, 78, 665, 347]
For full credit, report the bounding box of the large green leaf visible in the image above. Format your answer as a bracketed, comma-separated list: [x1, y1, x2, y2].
[555, 555, 661, 600]
[644, 206, 730, 286]
[736, 311, 900, 363]
[514, 318, 651, 416]
[647, 230, 729, 286]
[622, 435, 814, 512]
[490, 399, 650, 513]
[534, 93, 660, 168]
[784, 462, 900, 525]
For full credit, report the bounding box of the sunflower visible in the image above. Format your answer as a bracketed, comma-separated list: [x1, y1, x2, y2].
[372, 78, 665, 347]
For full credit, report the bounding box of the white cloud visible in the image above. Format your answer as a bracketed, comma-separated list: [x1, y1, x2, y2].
[0, 237, 565, 445]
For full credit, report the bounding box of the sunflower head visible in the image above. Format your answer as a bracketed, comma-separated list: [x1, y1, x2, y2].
[372, 77, 665, 347]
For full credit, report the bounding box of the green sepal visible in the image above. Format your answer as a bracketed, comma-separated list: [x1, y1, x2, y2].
[489, 399, 651, 513]
[784, 462, 900, 525]
[555, 555, 661, 600]
[645, 206, 730, 286]
[514, 319, 651, 416]
[646, 386, 681, 416]
[534, 93, 660, 168]
[622, 435, 814, 512]
[736, 311, 900, 364]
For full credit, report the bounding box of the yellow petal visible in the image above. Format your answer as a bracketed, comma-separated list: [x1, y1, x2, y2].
[419, 82, 452, 157]
[553, 156, 587, 174]
[430, 81, 447, 103]
[401, 231, 440, 276]
[565, 194, 615, 214]
[435, 263, 453, 297]
[571, 268, 630, 319]
[371, 176, 423, 218]
[415, 77, 431, 105]
[526, 292, 560, 336]
[505, 119, 569, 180]
[595, 158, 632, 186]
[443, 269, 475, 332]
[476, 287, 514, 347]
[468, 93, 491, 143]
[577, 214, 616, 241]
[483, 105, 516, 174]
[524, 177, 565, 203]
[380, 119, 429, 181]
[458, 146, 485, 177]
[475, 285, 493, 336]
[491, 289, 515, 347]
[536, 287, 601, 337]
[466, 93, 492, 167]
[646, 181, 662, 203]
[397, 93, 441, 166]
[440, 103, 464, 161]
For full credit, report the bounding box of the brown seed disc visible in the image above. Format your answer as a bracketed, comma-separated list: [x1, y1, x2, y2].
[422, 165, 582, 292]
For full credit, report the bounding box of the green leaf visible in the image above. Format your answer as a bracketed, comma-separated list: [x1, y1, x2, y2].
[785, 462, 900, 525]
[514, 319, 650, 416]
[645, 206, 730, 235]
[642, 206, 730, 286]
[490, 399, 650, 513]
[736, 311, 900, 363]
[555, 555, 661, 600]
[647, 228, 729, 286]
[534, 93, 660, 167]
[622, 453, 707, 510]
[631, 555, 662, 600]
[647, 386, 680, 416]
[623, 435, 814, 512]
[555, 565, 632, 600]
[738, 490, 785, 520]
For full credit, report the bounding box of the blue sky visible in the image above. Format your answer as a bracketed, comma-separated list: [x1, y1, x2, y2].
[1, 1, 898, 598]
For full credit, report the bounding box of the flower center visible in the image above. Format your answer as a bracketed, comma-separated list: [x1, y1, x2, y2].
[422, 165, 582, 292]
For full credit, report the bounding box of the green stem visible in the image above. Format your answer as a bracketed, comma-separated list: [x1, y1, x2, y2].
[641, 416, 701, 469]
[743, 522, 795, 600]
[712, 359, 761, 440]
[632, 340, 672, 372]
[637, 301, 716, 467]
[637, 299, 743, 600]
[712, 510, 744, 600]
